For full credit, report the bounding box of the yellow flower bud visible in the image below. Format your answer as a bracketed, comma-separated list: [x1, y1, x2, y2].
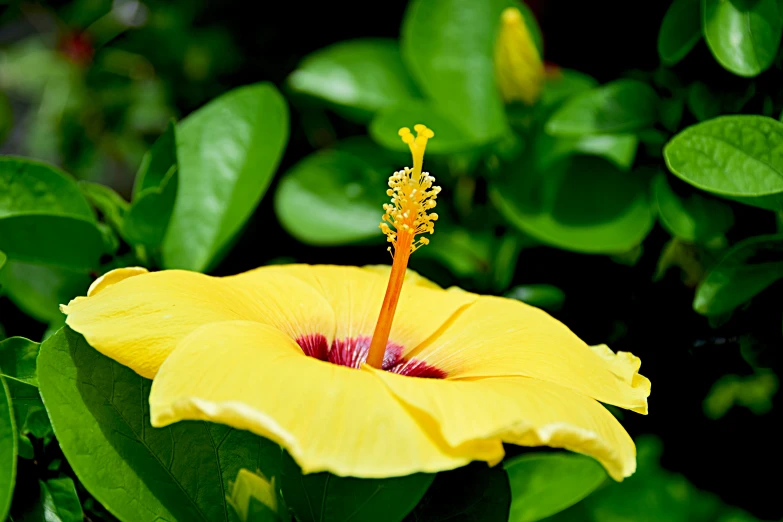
[494, 7, 545, 105]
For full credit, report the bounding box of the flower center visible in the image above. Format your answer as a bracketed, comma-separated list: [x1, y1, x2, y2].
[366, 124, 440, 369]
[296, 334, 446, 379]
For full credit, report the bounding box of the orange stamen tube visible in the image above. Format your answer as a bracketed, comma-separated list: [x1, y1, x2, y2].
[366, 125, 439, 368]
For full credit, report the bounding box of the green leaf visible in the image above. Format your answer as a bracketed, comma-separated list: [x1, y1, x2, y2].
[658, 0, 702, 66]
[653, 174, 734, 244]
[540, 69, 598, 108]
[287, 39, 420, 122]
[43, 478, 85, 522]
[545, 80, 659, 136]
[0, 250, 6, 272]
[505, 284, 565, 311]
[0, 214, 105, 270]
[404, 462, 511, 522]
[163, 83, 289, 272]
[18, 433, 34, 459]
[535, 133, 639, 171]
[21, 406, 53, 441]
[492, 156, 655, 254]
[125, 117, 179, 251]
[274, 147, 388, 246]
[124, 167, 178, 249]
[694, 235, 783, 315]
[133, 120, 177, 197]
[4, 376, 41, 434]
[401, 0, 509, 143]
[664, 116, 783, 204]
[79, 181, 129, 233]
[0, 157, 104, 270]
[0, 260, 90, 324]
[370, 100, 479, 154]
[15, 478, 84, 522]
[703, 0, 782, 77]
[505, 453, 606, 522]
[0, 376, 17, 521]
[0, 337, 40, 386]
[0, 157, 95, 221]
[414, 226, 524, 292]
[280, 451, 433, 522]
[37, 327, 283, 522]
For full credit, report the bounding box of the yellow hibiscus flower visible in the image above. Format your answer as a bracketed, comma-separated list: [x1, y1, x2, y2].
[60, 124, 650, 482]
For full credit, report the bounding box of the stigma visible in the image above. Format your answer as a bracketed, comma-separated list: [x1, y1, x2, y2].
[379, 125, 441, 256]
[366, 124, 439, 369]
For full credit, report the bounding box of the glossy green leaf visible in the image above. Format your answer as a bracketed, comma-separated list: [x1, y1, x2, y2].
[664, 116, 783, 201]
[0, 157, 95, 221]
[38, 327, 283, 522]
[404, 462, 510, 522]
[275, 147, 389, 246]
[505, 284, 565, 311]
[124, 167, 178, 249]
[703, 0, 782, 77]
[21, 406, 53, 441]
[506, 453, 606, 522]
[545, 80, 659, 136]
[415, 226, 524, 292]
[492, 156, 655, 254]
[401, 0, 509, 143]
[694, 235, 783, 315]
[540, 69, 598, 108]
[0, 250, 5, 272]
[126, 122, 178, 249]
[79, 181, 129, 233]
[133, 120, 177, 197]
[0, 157, 104, 270]
[163, 83, 289, 272]
[658, 0, 702, 66]
[280, 451, 433, 522]
[18, 433, 34, 459]
[535, 133, 639, 171]
[0, 214, 105, 270]
[288, 39, 420, 122]
[0, 260, 90, 324]
[546, 437, 758, 522]
[15, 478, 84, 522]
[653, 174, 734, 244]
[0, 376, 17, 522]
[0, 337, 40, 386]
[370, 100, 479, 154]
[4, 377, 41, 437]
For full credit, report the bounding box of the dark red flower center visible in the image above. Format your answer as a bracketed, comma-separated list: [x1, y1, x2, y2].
[297, 334, 446, 379]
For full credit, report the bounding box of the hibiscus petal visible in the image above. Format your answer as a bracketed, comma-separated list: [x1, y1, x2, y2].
[229, 265, 475, 356]
[405, 296, 650, 414]
[149, 320, 503, 477]
[368, 368, 636, 480]
[62, 268, 335, 379]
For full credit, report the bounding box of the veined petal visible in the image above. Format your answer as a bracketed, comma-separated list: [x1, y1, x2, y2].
[230, 265, 475, 358]
[407, 296, 650, 414]
[368, 368, 636, 480]
[62, 269, 334, 379]
[149, 320, 503, 477]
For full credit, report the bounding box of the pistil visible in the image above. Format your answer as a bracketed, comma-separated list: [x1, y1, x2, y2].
[366, 125, 439, 368]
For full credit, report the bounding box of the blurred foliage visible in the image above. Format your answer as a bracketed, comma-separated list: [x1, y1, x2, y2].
[1, 0, 783, 520]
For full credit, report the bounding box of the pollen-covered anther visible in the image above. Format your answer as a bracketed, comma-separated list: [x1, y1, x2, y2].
[379, 124, 440, 256]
